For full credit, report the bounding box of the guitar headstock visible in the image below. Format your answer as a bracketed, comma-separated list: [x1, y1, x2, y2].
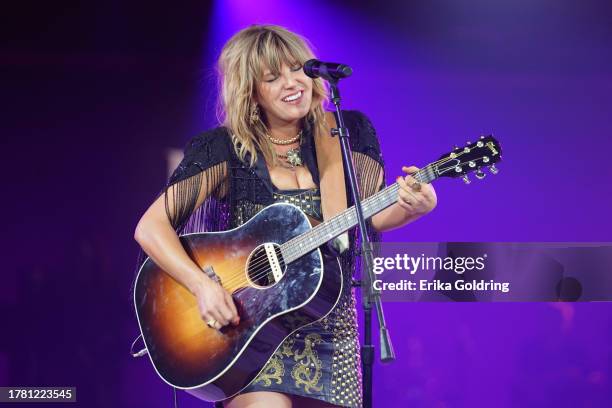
[433, 135, 502, 184]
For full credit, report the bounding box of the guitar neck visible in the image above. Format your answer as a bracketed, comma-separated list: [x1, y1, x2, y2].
[281, 164, 438, 263]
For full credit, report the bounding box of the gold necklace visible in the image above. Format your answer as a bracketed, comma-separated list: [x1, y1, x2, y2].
[268, 130, 302, 145]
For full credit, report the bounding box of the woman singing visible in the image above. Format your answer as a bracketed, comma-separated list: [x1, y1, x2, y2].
[134, 24, 436, 408]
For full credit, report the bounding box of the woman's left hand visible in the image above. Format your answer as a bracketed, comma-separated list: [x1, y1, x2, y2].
[396, 166, 437, 217]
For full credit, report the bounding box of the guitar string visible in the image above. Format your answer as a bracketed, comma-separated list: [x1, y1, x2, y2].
[217, 179, 423, 288]
[207, 148, 496, 288]
[215, 186, 401, 289]
[277, 144, 497, 257]
[256, 144, 484, 268]
[216, 151, 481, 288]
[220, 142, 490, 283]
[214, 163, 413, 287]
[218, 174, 411, 287]
[221, 147, 490, 288]
[266, 161, 435, 260]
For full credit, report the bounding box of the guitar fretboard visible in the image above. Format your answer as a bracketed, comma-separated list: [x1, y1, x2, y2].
[280, 164, 437, 263]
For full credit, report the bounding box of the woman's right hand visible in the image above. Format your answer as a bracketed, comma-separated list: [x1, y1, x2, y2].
[190, 275, 240, 329]
[134, 180, 240, 330]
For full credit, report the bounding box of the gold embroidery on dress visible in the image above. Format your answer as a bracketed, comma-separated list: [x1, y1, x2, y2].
[253, 351, 285, 387]
[291, 333, 324, 393]
[281, 335, 296, 358]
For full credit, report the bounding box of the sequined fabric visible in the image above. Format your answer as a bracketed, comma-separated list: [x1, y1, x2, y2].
[272, 188, 322, 220]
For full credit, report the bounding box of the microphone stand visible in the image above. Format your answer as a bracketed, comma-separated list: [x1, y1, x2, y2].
[327, 79, 395, 408]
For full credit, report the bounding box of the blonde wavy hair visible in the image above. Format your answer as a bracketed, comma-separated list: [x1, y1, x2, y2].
[217, 24, 329, 166]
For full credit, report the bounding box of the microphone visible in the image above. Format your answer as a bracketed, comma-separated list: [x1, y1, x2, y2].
[303, 59, 353, 81]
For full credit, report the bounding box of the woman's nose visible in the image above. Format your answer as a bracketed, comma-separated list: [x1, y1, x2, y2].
[281, 70, 298, 88]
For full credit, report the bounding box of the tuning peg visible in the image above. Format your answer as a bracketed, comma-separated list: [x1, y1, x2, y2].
[475, 169, 486, 180]
[462, 175, 471, 184]
[489, 164, 499, 175]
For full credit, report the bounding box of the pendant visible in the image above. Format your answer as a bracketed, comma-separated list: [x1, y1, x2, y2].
[285, 148, 303, 167]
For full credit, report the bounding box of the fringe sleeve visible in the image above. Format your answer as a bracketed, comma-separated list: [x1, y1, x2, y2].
[131, 128, 232, 298]
[339, 111, 386, 277]
[348, 111, 385, 201]
[164, 128, 232, 234]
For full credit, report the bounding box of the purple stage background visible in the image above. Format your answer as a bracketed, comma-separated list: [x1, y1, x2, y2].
[2, 0, 611, 407]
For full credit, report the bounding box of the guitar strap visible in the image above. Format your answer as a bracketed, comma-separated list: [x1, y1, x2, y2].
[314, 111, 349, 253]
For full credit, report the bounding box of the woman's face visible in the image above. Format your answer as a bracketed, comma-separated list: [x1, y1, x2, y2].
[255, 62, 313, 129]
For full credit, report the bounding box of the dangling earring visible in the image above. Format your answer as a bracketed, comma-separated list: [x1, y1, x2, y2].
[249, 103, 260, 125]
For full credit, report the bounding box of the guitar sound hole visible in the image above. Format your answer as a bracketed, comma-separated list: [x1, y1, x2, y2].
[246, 243, 286, 288]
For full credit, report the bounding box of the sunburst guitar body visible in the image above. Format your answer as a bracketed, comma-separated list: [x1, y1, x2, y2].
[134, 203, 343, 401]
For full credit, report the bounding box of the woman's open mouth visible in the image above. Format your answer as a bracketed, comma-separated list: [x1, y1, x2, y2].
[281, 90, 303, 104]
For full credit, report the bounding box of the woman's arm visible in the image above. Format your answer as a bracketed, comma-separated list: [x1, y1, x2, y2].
[134, 167, 239, 328]
[371, 166, 437, 232]
[344, 110, 437, 232]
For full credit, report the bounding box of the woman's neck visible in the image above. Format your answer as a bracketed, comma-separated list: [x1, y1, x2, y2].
[267, 119, 301, 141]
